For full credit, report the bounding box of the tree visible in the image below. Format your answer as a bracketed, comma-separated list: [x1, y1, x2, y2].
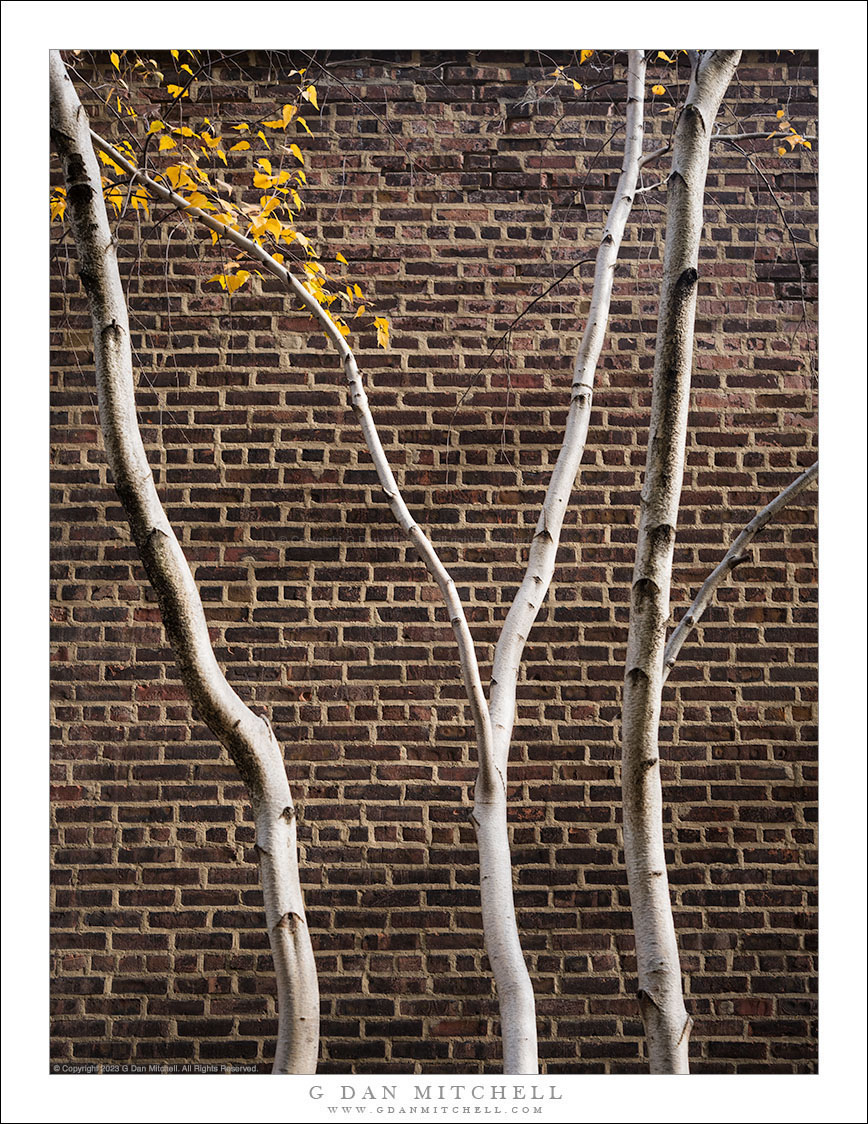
[50, 48, 818, 1075]
[49, 49, 320, 1075]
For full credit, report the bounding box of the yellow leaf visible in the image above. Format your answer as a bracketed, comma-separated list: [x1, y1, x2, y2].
[226, 270, 250, 294]
[98, 151, 124, 174]
[158, 135, 177, 151]
[374, 316, 390, 349]
[180, 64, 194, 76]
[171, 49, 179, 60]
[776, 108, 785, 118]
[258, 158, 273, 175]
[282, 103, 296, 125]
[288, 143, 304, 164]
[657, 51, 675, 63]
[232, 123, 250, 132]
[110, 51, 120, 71]
[230, 140, 250, 151]
[802, 140, 812, 150]
[130, 192, 150, 218]
[147, 121, 165, 134]
[336, 252, 348, 264]
[258, 130, 270, 149]
[777, 146, 786, 156]
[353, 283, 363, 299]
[651, 84, 666, 96]
[167, 84, 188, 100]
[303, 85, 319, 109]
[571, 80, 582, 92]
[579, 50, 594, 64]
[104, 185, 123, 213]
[50, 188, 66, 222]
[184, 191, 213, 210]
[297, 116, 312, 136]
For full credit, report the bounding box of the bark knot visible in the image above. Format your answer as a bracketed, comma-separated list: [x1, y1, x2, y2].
[275, 911, 302, 934]
[636, 988, 661, 1015]
[632, 576, 660, 612]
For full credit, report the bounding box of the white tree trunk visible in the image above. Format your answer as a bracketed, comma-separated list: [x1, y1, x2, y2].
[489, 51, 647, 771]
[664, 461, 818, 679]
[49, 50, 319, 1075]
[477, 50, 648, 1073]
[620, 49, 741, 1075]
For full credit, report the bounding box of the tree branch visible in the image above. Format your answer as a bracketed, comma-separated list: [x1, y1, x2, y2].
[663, 461, 818, 679]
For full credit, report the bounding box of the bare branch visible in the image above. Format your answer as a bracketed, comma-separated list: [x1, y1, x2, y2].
[663, 462, 818, 679]
[639, 141, 671, 171]
[712, 130, 816, 142]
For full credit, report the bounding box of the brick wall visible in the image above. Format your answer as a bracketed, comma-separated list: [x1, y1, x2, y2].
[50, 49, 819, 1073]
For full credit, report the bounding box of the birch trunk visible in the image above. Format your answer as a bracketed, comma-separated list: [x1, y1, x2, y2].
[477, 50, 647, 1073]
[489, 51, 647, 769]
[49, 50, 319, 1075]
[620, 49, 741, 1075]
